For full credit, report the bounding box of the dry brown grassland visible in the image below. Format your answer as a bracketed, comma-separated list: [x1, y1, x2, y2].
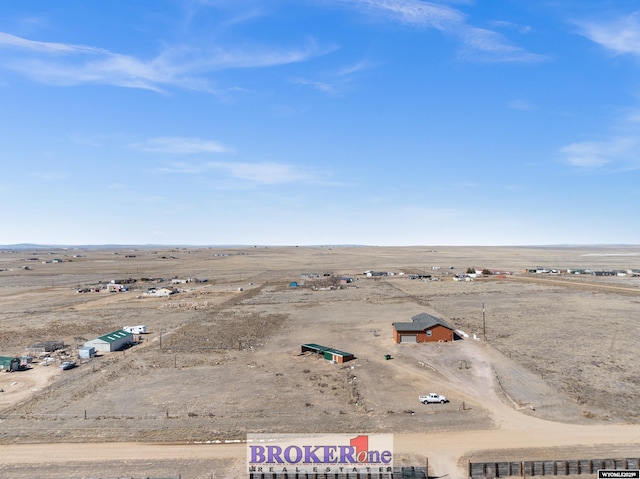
[0, 245, 639, 477]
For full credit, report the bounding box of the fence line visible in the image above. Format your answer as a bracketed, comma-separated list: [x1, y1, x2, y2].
[469, 458, 640, 478]
[249, 466, 427, 478]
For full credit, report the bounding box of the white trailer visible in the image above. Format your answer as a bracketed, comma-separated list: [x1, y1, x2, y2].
[123, 325, 147, 334]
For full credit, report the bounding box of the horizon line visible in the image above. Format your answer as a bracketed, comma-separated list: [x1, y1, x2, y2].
[2, 243, 640, 250]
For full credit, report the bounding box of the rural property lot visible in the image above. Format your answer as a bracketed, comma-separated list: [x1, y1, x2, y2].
[0, 245, 639, 478]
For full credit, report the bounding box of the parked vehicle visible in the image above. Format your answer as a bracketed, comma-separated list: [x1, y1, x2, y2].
[59, 361, 76, 370]
[419, 393, 448, 404]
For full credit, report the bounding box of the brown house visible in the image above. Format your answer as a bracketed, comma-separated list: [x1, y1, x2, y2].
[392, 312, 455, 343]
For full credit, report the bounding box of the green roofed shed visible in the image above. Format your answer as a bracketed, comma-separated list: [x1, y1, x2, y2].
[301, 343, 354, 363]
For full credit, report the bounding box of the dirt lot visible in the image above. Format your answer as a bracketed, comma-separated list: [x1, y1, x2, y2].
[0, 245, 639, 478]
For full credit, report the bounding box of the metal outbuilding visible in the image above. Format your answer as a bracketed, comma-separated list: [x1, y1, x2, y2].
[301, 343, 355, 363]
[84, 330, 134, 353]
[79, 346, 96, 359]
[0, 356, 21, 372]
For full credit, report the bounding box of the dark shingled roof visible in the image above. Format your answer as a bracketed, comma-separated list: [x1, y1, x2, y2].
[393, 312, 455, 332]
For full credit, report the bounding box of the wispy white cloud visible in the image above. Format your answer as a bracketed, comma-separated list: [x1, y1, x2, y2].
[185, 0, 269, 23]
[338, 0, 464, 30]
[337, 59, 371, 76]
[156, 162, 207, 174]
[290, 77, 336, 94]
[197, 41, 335, 70]
[289, 56, 373, 95]
[133, 137, 235, 155]
[0, 42, 194, 93]
[560, 137, 637, 168]
[457, 26, 545, 63]
[490, 20, 532, 35]
[576, 11, 640, 56]
[155, 158, 320, 185]
[560, 103, 640, 170]
[0, 31, 106, 54]
[138, 134, 330, 185]
[333, 0, 545, 62]
[0, 31, 332, 92]
[206, 161, 314, 184]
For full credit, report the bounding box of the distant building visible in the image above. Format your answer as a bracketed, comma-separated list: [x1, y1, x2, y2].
[143, 287, 175, 297]
[0, 356, 20, 372]
[79, 347, 96, 359]
[301, 273, 321, 279]
[593, 271, 616, 277]
[364, 270, 387, 277]
[392, 312, 456, 343]
[107, 282, 128, 292]
[408, 274, 431, 280]
[84, 330, 134, 353]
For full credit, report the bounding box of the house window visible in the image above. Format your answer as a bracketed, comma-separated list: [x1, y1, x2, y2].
[426, 330, 432, 337]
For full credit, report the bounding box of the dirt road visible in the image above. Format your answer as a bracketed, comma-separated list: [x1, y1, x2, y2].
[2, 338, 639, 478]
[1, 422, 639, 478]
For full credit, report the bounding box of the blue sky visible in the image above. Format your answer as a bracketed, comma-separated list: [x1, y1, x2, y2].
[1, 0, 639, 246]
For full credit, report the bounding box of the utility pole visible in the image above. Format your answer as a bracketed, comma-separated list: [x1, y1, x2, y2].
[482, 302, 486, 341]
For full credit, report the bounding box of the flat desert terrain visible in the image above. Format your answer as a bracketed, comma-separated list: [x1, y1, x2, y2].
[0, 245, 639, 478]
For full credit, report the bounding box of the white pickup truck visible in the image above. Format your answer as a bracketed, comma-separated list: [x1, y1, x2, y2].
[419, 393, 448, 404]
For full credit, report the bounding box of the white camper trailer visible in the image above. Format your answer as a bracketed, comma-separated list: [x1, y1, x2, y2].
[123, 325, 147, 334]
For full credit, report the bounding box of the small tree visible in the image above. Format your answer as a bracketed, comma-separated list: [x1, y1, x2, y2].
[466, 267, 476, 274]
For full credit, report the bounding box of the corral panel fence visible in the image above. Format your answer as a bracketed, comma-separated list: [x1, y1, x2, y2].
[249, 466, 427, 478]
[469, 458, 639, 478]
